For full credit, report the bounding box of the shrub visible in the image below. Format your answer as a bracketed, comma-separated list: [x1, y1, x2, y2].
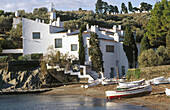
[126, 68, 141, 80]
[31, 53, 43, 60]
[18, 54, 31, 61]
[0, 56, 8, 63]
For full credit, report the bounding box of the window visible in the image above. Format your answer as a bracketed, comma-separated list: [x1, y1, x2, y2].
[106, 45, 114, 52]
[33, 32, 40, 39]
[71, 44, 77, 51]
[55, 39, 62, 48]
[110, 67, 114, 78]
[122, 66, 125, 76]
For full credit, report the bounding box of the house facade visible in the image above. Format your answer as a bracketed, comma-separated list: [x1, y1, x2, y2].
[22, 5, 140, 78]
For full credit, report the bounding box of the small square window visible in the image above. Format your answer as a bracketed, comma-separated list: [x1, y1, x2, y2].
[55, 39, 62, 48]
[71, 44, 77, 51]
[106, 45, 114, 52]
[33, 32, 40, 39]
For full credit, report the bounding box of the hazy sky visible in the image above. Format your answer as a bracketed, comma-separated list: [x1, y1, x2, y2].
[0, 0, 158, 12]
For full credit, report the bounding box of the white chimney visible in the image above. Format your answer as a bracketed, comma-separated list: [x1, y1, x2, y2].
[86, 24, 89, 30]
[15, 11, 19, 17]
[35, 18, 39, 22]
[38, 19, 41, 23]
[42, 20, 44, 23]
[118, 25, 121, 30]
[68, 29, 71, 33]
[49, 20, 52, 25]
[114, 33, 119, 42]
[57, 17, 61, 27]
[91, 25, 98, 33]
[113, 25, 117, 33]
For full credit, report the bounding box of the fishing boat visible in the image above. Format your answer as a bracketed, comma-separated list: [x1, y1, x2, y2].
[118, 79, 145, 87]
[101, 78, 118, 86]
[165, 88, 170, 96]
[105, 84, 152, 100]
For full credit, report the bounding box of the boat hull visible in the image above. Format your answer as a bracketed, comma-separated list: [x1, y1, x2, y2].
[106, 84, 151, 100]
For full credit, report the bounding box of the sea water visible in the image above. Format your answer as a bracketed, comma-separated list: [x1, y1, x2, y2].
[0, 94, 151, 110]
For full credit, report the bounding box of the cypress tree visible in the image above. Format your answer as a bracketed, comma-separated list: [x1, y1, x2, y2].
[128, 2, 133, 12]
[78, 24, 86, 65]
[140, 35, 150, 54]
[123, 25, 138, 68]
[89, 32, 103, 73]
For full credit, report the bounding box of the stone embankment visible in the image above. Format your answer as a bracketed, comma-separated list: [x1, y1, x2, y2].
[0, 68, 43, 90]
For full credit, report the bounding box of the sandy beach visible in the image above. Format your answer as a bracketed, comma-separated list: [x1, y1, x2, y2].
[42, 83, 170, 110]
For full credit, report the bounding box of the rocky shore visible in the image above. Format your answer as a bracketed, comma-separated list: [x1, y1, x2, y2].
[42, 83, 170, 110]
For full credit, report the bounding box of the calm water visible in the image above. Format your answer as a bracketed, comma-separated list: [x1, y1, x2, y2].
[0, 94, 151, 110]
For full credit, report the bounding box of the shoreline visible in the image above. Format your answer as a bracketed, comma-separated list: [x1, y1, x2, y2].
[42, 83, 170, 110]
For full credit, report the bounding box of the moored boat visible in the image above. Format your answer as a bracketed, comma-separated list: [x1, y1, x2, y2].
[118, 79, 145, 87]
[105, 84, 152, 100]
[101, 78, 118, 86]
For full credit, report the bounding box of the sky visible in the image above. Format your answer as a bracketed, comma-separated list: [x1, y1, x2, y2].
[0, 0, 158, 12]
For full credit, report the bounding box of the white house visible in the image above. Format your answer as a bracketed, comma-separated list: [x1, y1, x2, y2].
[22, 6, 139, 79]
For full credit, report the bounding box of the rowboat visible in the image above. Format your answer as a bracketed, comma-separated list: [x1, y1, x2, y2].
[105, 84, 152, 100]
[165, 88, 170, 96]
[118, 79, 145, 87]
[101, 78, 118, 86]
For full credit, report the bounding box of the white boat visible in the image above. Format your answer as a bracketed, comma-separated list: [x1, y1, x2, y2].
[105, 84, 152, 100]
[152, 76, 170, 85]
[101, 78, 118, 86]
[165, 88, 170, 96]
[118, 79, 145, 87]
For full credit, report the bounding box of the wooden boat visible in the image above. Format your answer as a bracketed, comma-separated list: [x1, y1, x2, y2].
[165, 88, 170, 96]
[118, 79, 145, 87]
[152, 76, 170, 85]
[101, 78, 118, 86]
[105, 84, 151, 100]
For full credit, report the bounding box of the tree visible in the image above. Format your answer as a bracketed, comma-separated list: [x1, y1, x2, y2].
[166, 31, 170, 53]
[140, 2, 152, 12]
[89, 32, 103, 73]
[140, 35, 150, 53]
[145, 0, 169, 47]
[102, 1, 109, 14]
[128, 2, 133, 12]
[95, 0, 103, 14]
[115, 6, 119, 14]
[123, 25, 138, 68]
[121, 3, 128, 13]
[138, 49, 158, 67]
[78, 24, 86, 65]
[10, 22, 22, 38]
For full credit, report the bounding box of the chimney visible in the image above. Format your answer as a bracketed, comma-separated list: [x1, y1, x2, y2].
[113, 25, 117, 33]
[68, 29, 71, 33]
[86, 24, 89, 30]
[118, 25, 121, 30]
[91, 25, 98, 33]
[57, 17, 61, 27]
[35, 18, 39, 22]
[38, 19, 41, 23]
[49, 20, 52, 25]
[15, 10, 19, 17]
[42, 20, 44, 23]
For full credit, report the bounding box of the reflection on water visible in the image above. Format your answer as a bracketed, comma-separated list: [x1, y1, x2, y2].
[0, 94, 151, 110]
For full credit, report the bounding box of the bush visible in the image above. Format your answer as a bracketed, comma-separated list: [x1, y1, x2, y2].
[126, 68, 141, 80]
[18, 54, 31, 61]
[31, 53, 43, 60]
[138, 46, 170, 67]
[0, 56, 8, 63]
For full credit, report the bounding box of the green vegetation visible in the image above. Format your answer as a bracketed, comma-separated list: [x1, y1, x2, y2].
[145, 0, 170, 47]
[89, 32, 103, 73]
[78, 24, 86, 65]
[126, 68, 141, 80]
[123, 25, 138, 68]
[138, 46, 170, 67]
[140, 36, 150, 53]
